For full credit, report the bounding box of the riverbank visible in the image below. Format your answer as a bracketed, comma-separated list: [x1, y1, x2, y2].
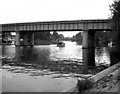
[2, 65, 77, 92]
[2, 57, 107, 93]
[67, 62, 120, 93]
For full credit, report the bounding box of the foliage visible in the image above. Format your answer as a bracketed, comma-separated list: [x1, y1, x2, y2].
[110, 0, 120, 45]
[74, 32, 82, 44]
[34, 32, 51, 45]
[117, 75, 120, 81]
[95, 31, 112, 47]
[34, 32, 51, 41]
[77, 78, 94, 92]
[52, 31, 59, 40]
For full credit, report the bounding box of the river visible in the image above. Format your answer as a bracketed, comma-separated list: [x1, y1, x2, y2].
[2, 41, 110, 65]
[1, 41, 111, 92]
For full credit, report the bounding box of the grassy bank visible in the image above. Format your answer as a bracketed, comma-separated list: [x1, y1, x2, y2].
[68, 62, 120, 93]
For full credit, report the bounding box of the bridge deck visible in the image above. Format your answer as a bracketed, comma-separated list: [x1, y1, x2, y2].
[1, 19, 112, 32]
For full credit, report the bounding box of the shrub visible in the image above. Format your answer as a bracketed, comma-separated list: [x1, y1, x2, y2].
[117, 75, 120, 81]
[77, 78, 94, 92]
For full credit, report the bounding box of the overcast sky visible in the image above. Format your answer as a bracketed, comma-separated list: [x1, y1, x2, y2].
[0, 0, 114, 37]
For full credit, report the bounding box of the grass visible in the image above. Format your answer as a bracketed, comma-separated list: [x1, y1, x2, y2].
[77, 78, 94, 92]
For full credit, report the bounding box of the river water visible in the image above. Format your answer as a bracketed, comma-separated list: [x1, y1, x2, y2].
[1, 41, 111, 92]
[2, 41, 110, 65]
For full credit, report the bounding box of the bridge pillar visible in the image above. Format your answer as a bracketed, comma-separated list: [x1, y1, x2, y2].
[82, 30, 88, 48]
[15, 31, 20, 46]
[82, 30, 96, 48]
[88, 30, 96, 48]
[83, 48, 95, 68]
[82, 30, 96, 67]
[15, 47, 21, 63]
[23, 33, 28, 46]
[29, 32, 34, 46]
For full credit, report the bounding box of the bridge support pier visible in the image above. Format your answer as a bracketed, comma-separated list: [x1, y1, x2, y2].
[83, 48, 95, 68]
[82, 30, 88, 48]
[22, 32, 34, 46]
[15, 32, 34, 46]
[29, 32, 34, 46]
[15, 31, 20, 46]
[82, 30, 96, 48]
[23, 33, 28, 46]
[82, 30, 96, 67]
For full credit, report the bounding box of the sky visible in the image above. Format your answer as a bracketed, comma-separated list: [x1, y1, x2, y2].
[0, 0, 114, 37]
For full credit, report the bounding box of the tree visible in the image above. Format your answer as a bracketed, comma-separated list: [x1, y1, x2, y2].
[34, 32, 51, 41]
[109, 0, 120, 65]
[74, 32, 82, 44]
[58, 34, 64, 40]
[34, 32, 51, 45]
[110, 0, 120, 46]
[52, 31, 59, 40]
[95, 31, 112, 47]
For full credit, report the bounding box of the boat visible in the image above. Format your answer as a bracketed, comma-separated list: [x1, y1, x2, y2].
[57, 41, 65, 47]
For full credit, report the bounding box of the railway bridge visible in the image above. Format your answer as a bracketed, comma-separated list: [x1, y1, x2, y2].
[1, 19, 112, 66]
[1, 19, 112, 48]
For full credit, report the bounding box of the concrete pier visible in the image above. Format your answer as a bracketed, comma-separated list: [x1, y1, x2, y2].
[29, 32, 34, 46]
[82, 30, 96, 67]
[82, 30, 96, 49]
[83, 48, 95, 68]
[15, 31, 20, 46]
[82, 30, 88, 48]
[88, 30, 96, 48]
[23, 33, 28, 46]
[16, 32, 34, 46]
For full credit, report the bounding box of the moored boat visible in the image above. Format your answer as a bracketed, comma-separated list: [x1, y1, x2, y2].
[57, 42, 65, 47]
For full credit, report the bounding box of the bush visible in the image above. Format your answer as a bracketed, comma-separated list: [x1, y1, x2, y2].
[77, 78, 94, 92]
[117, 75, 120, 81]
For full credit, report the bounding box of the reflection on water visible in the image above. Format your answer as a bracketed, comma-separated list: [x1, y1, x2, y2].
[50, 42, 82, 62]
[2, 41, 111, 74]
[2, 41, 83, 63]
[2, 41, 111, 67]
[2, 42, 110, 64]
[82, 48, 95, 74]
[95, 47, 110, 66]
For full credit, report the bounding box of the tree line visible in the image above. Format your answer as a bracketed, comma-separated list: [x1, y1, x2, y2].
[110, 0, 120, 46]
